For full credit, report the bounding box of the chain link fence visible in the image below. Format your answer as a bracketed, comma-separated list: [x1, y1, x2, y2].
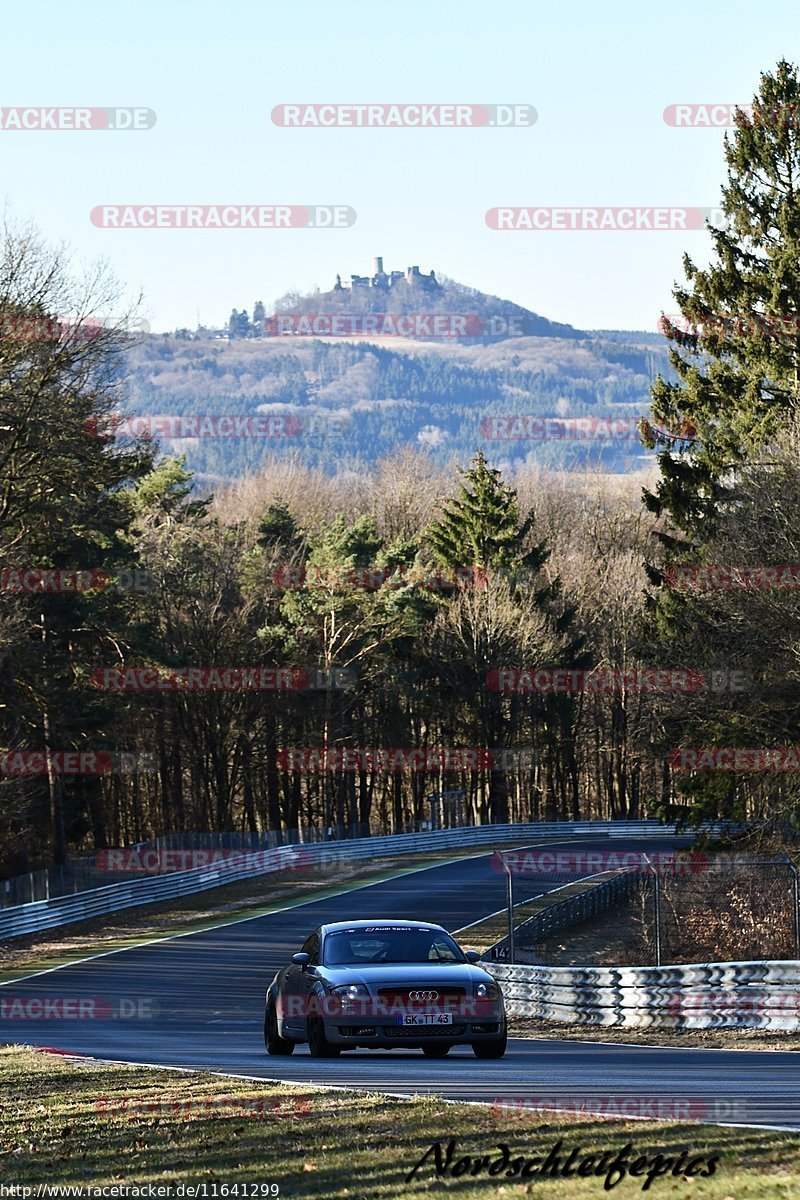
[0, 822, 384, 908]
[494, 850, 800, 967]
[1, 857, 106, 908]
[643, 854, 799, 965]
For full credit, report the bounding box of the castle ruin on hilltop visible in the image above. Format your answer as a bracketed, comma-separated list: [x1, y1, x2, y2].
[333, 257, 440, 292]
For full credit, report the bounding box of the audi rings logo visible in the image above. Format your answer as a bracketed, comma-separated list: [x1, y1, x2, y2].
[408, 990, 439, 1002]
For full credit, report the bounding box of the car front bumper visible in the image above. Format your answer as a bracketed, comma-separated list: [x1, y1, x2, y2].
[322, 1007, 506, 1047]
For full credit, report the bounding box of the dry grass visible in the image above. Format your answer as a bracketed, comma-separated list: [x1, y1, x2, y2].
[1, 1046, 799, 1197]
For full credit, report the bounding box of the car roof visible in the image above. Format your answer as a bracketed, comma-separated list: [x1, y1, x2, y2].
[319, 920, 447, 935]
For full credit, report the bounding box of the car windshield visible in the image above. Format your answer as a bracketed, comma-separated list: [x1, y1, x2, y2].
[323, 926, 465, 965]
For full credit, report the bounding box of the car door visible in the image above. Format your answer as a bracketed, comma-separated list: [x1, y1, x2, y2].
[282, 929, 320, 1036]
[297, 929, 322, 1033]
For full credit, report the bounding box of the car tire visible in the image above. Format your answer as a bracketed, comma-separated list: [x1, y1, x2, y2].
[421, 1042, 451, 1057]
[307, 1014, 341, 1058]
[472, 1025, 508, 1059]
[264, 996, 294, 1056]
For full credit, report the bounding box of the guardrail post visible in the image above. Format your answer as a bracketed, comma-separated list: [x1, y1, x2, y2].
[783, 852, 800, 958]
[503, 855, 515, 964]
[642, 853, 662, 967]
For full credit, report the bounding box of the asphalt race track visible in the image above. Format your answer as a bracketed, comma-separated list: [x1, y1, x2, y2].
[2, 837, 799, 1131]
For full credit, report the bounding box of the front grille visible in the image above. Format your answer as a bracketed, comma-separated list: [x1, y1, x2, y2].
[377, 987, 467, 1007]
[384, 1024, 466, 1038]
[340, 1026, 376, 1037]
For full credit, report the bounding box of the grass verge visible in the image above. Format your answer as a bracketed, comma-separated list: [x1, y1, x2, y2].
[0, 1046, 798, 1198]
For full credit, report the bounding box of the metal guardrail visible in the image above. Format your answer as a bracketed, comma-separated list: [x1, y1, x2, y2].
[2, 822, 383, 908]
[525, 871, 639, 940]
[486, 868, 640, 960]
[484, 959, 800, 1030]
[0, 819, 715, 940]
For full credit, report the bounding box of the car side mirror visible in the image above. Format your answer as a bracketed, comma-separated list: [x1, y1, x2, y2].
[464, 949, 481, 964]
[292, 952, 310, 969]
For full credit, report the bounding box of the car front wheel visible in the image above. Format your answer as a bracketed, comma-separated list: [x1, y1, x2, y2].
[472, 1024, 508, 1059]
[421, 1042, 451, 1058]
[307, 1014, 341, 1058]
[264, 996, 294, 1056]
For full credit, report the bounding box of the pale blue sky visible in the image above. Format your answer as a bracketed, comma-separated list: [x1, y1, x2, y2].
[2, 0, 798, 332]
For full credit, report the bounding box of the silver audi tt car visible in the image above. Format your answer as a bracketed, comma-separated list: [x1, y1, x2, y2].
[264, 919, 507, 1058]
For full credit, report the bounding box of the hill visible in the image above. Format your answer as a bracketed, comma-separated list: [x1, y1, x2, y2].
[124, 272, 672, 480]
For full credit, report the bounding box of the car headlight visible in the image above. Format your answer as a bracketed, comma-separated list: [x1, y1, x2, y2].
[473, 981, 501, 1000]
[330, 984, 370, 999]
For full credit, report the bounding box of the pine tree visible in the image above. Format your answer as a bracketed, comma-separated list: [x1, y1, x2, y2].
[257, 498, 303, 550]
[0, 227, 157, 865]
[645, 59, 800, 553]
[426, 452, 587, 824]
[427, 450, 548, 579]
[227, 308, 251, 338]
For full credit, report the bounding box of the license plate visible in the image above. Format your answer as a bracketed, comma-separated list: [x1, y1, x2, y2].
[396, 1013, 453, 1026]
